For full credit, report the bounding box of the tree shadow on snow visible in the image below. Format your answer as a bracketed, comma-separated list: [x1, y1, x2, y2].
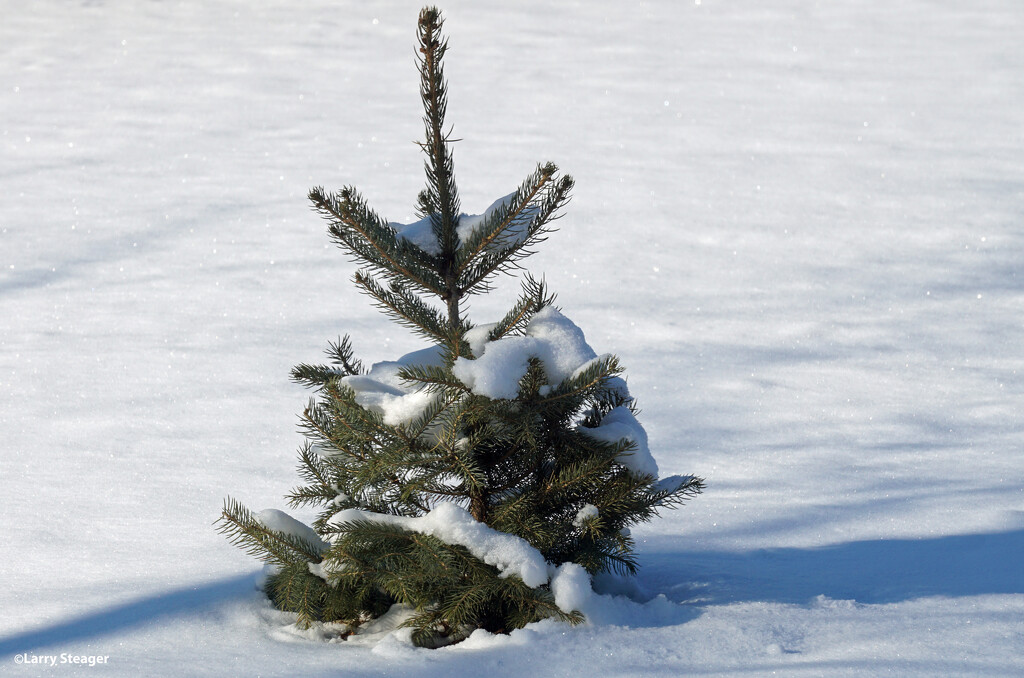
[0, 573, 256, 658]
[3, 530, 1019, 654]
[640, 528, 1024, 607]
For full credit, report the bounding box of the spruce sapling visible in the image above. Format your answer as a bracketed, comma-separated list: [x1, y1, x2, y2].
[218, 6, 703, 647]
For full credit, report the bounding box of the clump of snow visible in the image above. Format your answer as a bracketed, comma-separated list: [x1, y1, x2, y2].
[456, 193, 535, 247]
[463, 322, 497, 356]
[256, 509, 329, 552]
[391, 193, 527, 257]
[331, 503, 550, 588]
[452, 334, 538, 399]
[307, 560, 337, 584]
[452, 308, 659, 478]
[352, 605, 419, 653]
[573, 504, 599, 527]
[578, 406, 659, 477]
[548, 562, 593, 613]
[339, 345, 444, 426]
[603, 375, 632, 400]
[451, 619, 563, 651]
[368, 626, 418, 656]
[523, 307, 603, 384]
[329, 484, 350, 507]
[390, 214, 439, 255]
[330, 503, 603, 616]
[452, 307, 602, 399]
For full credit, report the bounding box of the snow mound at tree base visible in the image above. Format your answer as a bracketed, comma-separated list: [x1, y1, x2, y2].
[252, 567, 697, 654]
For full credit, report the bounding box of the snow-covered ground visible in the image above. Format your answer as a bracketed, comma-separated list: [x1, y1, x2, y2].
[2, 1, 1022, 675]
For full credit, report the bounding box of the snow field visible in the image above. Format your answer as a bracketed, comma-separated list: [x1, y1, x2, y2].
[2, 0, 1022, 675]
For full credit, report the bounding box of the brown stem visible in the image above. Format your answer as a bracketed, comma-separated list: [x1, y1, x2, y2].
[469, 492, 487, 523]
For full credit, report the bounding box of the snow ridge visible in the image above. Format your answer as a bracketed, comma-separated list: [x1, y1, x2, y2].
[331, 503, 551, 588]
[330, 503, 595, 614]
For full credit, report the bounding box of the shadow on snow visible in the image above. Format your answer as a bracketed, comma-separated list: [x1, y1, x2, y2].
[641, 528, 1024, 606]
[3, 529, 1021, 656]
[0, 573, 256, 658]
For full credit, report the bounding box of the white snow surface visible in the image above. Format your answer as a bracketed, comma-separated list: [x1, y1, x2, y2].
[3, 1, 1024, 676]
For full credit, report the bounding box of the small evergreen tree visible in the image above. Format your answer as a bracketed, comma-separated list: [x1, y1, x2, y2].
[218, 6, 702, 647]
